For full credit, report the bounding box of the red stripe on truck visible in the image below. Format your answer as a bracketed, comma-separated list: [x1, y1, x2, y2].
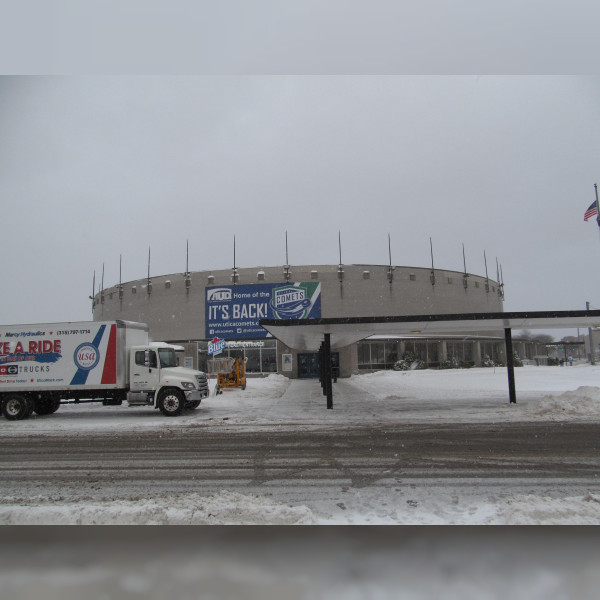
[101, 324, 117, 384]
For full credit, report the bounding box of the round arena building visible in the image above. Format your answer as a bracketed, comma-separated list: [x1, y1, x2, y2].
[92, 263, 523, 378]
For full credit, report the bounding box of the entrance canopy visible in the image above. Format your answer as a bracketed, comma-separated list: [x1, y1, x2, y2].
[260, 310, 600, 352]
[261, 309, 600, 408]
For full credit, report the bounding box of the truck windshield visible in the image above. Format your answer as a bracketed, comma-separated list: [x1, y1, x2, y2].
[158, 348, 178, 368]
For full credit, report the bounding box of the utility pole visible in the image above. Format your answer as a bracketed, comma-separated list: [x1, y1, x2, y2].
[387, 233, 394, 284]
[587, 301, 596, 364]
[430, 237, 436, 286]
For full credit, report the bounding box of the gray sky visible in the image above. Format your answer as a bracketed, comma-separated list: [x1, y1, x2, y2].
[4, 1, 600, 74]
[2, 76, 599, 340]
[2, 3, 600, 340]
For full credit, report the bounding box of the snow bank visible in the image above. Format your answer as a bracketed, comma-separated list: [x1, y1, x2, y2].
[485, 492, 600, 525]
[318, 489, 600, 525]
[522, 386, 600, 420]
[0, 490, 316, 525]
[3, 489, 600, 525]
[345, 366, 600, 423]
[213, 373, 291, 400]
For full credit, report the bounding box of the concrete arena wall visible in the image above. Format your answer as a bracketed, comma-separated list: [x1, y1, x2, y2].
[92, 264, 504, 342]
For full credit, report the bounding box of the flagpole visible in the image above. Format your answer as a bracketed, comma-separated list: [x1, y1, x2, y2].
[594, 183, 600, 229]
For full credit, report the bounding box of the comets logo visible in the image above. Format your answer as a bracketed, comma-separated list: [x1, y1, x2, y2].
[270, 285, 313, 319]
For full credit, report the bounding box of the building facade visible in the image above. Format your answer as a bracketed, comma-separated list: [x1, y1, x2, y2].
[93, 264, 508, 378]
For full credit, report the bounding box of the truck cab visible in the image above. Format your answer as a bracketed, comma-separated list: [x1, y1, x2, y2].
[129, 343, 209, 416]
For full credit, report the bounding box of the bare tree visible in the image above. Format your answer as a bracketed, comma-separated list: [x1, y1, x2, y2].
[514, 329, 533, 341]
[531, 334, 555, 344]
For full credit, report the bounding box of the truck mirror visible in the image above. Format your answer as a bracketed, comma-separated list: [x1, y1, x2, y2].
[144, 350, 151, 367]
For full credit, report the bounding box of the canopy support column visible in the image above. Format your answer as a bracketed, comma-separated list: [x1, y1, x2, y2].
[319, 333, 333, 409]
[505, 327, 517, 404]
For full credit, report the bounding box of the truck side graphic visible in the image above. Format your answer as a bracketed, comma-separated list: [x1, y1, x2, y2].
[0, 320, 209, 421]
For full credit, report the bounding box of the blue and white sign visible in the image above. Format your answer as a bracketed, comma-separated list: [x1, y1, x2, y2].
[207, 337, 226, 355]
[206, 282, 321, 339]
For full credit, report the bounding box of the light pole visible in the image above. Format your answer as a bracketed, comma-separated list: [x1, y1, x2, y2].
[587, 301, 596, 365]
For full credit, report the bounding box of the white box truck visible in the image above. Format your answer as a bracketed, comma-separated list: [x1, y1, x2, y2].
[0, 320, 209, 421]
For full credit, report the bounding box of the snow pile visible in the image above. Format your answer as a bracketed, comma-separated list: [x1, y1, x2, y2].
[212, 373, 290, 399]
[3, 488, 600, 525]
[483, 492, 600, 525]
[345, 367, 600, 422]
[521, 386, 600, 420]
[0, 490, 317, 525]
[318, 489, 600, 525]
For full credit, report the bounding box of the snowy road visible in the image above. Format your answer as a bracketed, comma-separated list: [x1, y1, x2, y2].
[2, 365, 600, 523]
[2, 422, 599, 494]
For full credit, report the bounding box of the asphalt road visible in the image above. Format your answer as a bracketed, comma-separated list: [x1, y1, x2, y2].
[2, 422, 599, 500]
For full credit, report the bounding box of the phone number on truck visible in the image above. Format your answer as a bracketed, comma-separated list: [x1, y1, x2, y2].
[55, 329, 92, 335]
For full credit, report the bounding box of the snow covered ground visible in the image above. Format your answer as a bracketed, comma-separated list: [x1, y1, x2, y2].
[2, 364, 600, 525]
[4, 362, 600, 435]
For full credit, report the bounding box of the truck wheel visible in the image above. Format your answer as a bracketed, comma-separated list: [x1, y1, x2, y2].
[34, 397, 61, 415]
[158, 388, 185, 416]
[25, 399, 35, 418]
[185, 400, 201, 410]
[46, 398, 61, 414]
[2, 395, 32, 421]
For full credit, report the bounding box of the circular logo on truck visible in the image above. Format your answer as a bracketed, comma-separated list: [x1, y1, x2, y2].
[74, 343, 100, 371]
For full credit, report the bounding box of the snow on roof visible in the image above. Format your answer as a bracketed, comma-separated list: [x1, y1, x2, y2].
[150, 341, 185, 351]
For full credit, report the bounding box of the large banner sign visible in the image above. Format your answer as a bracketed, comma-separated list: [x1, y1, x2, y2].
[205, 282, 321, 339]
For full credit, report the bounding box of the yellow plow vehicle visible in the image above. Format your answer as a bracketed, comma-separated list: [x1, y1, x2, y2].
[209, 357, 247, 394]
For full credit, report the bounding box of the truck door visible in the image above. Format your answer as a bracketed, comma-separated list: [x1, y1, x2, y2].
[131, 349, 161, 391]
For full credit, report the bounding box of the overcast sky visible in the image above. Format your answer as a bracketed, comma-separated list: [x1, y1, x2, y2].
[2, 75, 599, 337]
[2, 4, 600, 340]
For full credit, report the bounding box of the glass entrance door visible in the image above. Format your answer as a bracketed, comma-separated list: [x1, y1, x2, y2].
[297, 352, 339, 379]
[298, 353, 320, 378]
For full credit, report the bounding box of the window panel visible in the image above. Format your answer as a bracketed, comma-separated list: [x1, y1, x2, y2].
[261, 349, 277, 372]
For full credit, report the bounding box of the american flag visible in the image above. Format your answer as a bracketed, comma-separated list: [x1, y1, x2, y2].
[584, 201, 598, 222]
